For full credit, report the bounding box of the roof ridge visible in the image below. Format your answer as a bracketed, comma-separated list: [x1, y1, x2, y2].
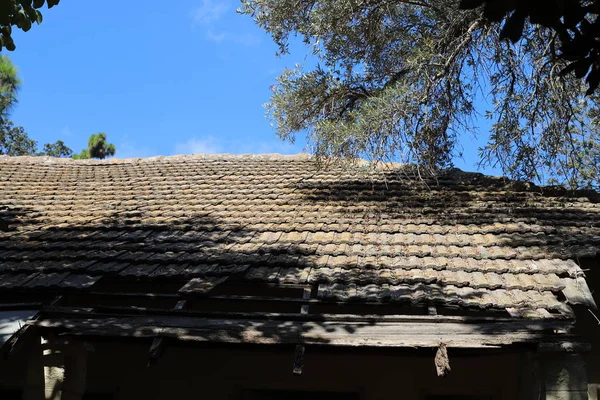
[0, 153, 315, 164]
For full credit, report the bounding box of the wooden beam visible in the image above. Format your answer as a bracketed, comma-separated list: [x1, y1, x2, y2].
[32, 315, 574, 349]
[41, 305, 573, 325]
[0, 302, 43, 311]
[2, 324, 36, 359]
[294, 288, 311, 374]
[506, 308, 553, 319]
[538, 342, 591, 353]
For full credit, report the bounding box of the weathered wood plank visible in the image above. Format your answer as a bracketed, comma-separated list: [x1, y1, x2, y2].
[41, 305, 573, 325]
[0, 303, 42, 311]
[83, 291, 561, 318]
[506, 308, 553, 319]
[32, 315, 573, 349]
[179, 276, 228, 295]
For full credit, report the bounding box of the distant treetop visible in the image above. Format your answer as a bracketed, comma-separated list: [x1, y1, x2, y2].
[73, 133, 116, 160]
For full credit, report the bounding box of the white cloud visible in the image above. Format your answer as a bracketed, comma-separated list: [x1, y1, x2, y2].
[174, 137, 223, 155]
[206, 30, 227, 43]
[206, 30, 261, 46]
[253, 139, 299, 154]
[174, 136, 301, 155]
[115, 137, 157, 159]
[191, 1, 260, 47]
[60, 126, 73, 137]
[193, 0, 230, 25]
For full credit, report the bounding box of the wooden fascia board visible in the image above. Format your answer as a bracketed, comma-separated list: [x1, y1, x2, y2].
[40, 305, 573, 325]
[30, 314, 573, 349]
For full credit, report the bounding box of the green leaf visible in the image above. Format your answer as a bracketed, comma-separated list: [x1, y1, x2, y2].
[1, 36, 16, 51]
[47, 0, 60, 8]
[33, 0, 45, 8]
[35, 10, 42, 24]
[20, 19, 32, 32]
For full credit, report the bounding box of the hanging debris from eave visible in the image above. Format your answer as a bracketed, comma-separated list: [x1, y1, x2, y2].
[435, 343, 451, 377]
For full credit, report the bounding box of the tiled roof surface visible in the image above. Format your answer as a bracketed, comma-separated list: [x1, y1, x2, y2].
[0, 154, 598, 318]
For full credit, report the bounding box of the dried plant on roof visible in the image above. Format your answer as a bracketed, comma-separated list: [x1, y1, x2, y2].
[240, 0, 600, 189]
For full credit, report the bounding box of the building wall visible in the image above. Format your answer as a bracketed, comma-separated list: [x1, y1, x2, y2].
[0, 340, 529, 400]
[578, 257, 600, 398]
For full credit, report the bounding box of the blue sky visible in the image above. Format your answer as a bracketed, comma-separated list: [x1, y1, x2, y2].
[7, 0, 498, 174]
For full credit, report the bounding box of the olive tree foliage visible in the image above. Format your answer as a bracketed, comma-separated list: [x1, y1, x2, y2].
[461, 0, 600, 95]
[240, 0, 600, 189]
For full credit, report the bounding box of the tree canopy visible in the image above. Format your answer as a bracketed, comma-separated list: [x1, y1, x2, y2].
[0, 119, 72, 157]
[0, 55, 21, 121]
[72, 133, 116, 160]
[0, 0, 60, 51]
[460, 0, 600, 95]
[0, 55, 72, 158]
[240, 0, 600, 189]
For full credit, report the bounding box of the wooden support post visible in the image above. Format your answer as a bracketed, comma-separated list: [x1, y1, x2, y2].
[537, 343, 589, 400]
[24, 336, 88, 400]
[292, 287, 311, 375]
[292, 345, 305, 376]
[23, 336, 45, 400]
[301, 287, 311, 315]
[148, 300, 187, 366]
[62, 340, 88, 400]
[43, 337, 65, 400]
[148, 338, 165, 366]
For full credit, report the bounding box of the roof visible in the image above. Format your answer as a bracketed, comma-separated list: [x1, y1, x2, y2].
[0, 154, 598, 348]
